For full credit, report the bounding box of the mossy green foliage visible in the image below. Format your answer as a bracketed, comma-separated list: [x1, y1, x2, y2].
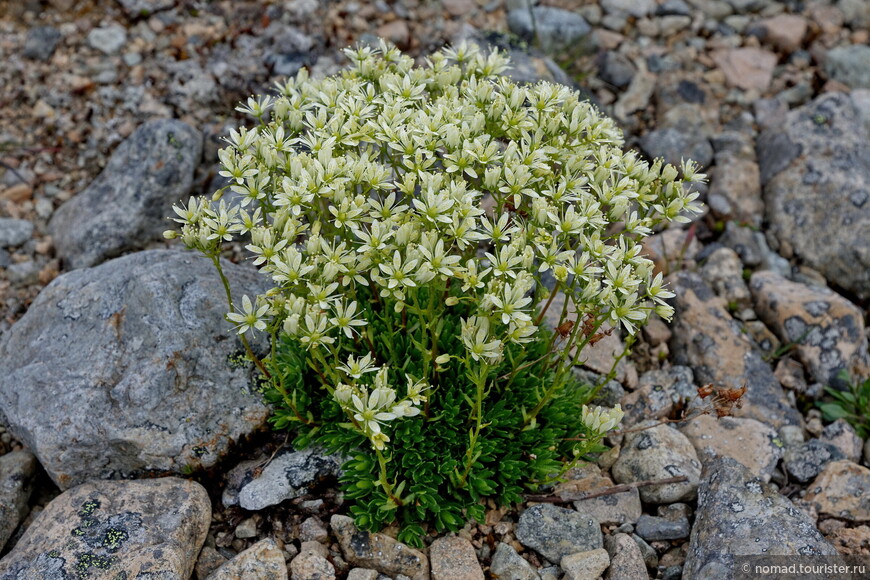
[264, 285, 604, 547]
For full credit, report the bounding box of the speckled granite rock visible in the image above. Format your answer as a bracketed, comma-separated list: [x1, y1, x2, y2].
[0, 450, 38, 552]
[50, 119, 202, 270]
[756, 92, 870, 300]
[429, 536, 484, 580]
[683, 458, 838, 579]
[804, 461, 870, 523]
[750, 271, 870, 387]
[330, 515, 428, 580]
[516, 504, 603, 564]
[681, 415, 783, 482]
[0, 250, 271, 489]
[611, 422, 701, 504]
[0, 478, 210, 580]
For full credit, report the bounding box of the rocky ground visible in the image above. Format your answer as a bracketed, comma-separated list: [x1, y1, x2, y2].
[1, 0, 870, 578]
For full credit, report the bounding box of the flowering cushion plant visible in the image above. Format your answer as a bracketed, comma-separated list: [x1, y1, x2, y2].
[166, 40, 702, 545]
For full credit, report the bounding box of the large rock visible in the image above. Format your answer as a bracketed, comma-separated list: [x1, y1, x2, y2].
[205, 538, 287, 580]
[804, 460, 870, 522]
[516, 504, 603, 564]
[0, 451, 38, 552]
[50, 119, 202, 270]
[683, 458, 838, 579]
[0, 478, 210, 579]
[429, 536, 484, 580]
[611, 422, 701, 504]
[756, 93, 870, 299]
[680, 415, 783, 482]
[0, 250, 271, 489]
[668, 271, 801, 428]
[750, 271, 870, 387]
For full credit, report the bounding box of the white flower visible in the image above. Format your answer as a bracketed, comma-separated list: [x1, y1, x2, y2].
[581, 404, 624, 435]
[226, 295, 269, 335]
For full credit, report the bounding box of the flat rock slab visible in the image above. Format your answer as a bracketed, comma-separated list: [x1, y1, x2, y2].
[0, 249, 271, 489]
[750, 271, 870, 387]
[205, 537, 287, 580]
[683, 457, 837, 579]
[429, 536, 484, 580]
[0, 477, 210, 580]
[756, 92, 870, 300]
[50, 119, 202, 270]
[0, 450, 38, 552]
[681, 415, 783, 482]
[669, 271, 801, 428]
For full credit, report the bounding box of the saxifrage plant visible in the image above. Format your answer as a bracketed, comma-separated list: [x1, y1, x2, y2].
[165, 40, 703, 546]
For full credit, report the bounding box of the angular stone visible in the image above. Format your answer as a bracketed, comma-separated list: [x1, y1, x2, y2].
[0, 478, 211, 579]
[758, 14, 807, 52]
[206, 538, 288, 580]
[430, 536, 484, 580]
[330, 515, 428, 580]
[820, 419, 864, 463]
[516, 504, 602, 564]
[570, 476, 643, 526]
[825, 45, 870, 90]
[784, 439, 846, 483]
[290, 541, 334, 580]
[707, 155, 763, 226]
[0, 218, 33, 248]
[620, 366, 695, 426]
[223, 446, 347, 510]
[669, 271, 802, 428]
[0, 450, 38, 552]
[711, 48, 777, 92]
[489, 542, 540, 580]
[681, 415, 783, 482]
[683, 458, 838, 579]
[50, 119, 202, 270]
[611, 422, 701, 504]
[22, 25, 62, 61]
[805, 461, 870, 522]
[86, 24, 127, 56]
[604, 533, 648, 580]
[115, 0, 176, 18]
[699, 247, 752, 310]
[750, 271, 870, 387]
[634, 514, 690, 541]
[561, 548, 610, 580]
[0, 250, 271, 489]
[757, 93, 870, 300]
[638, 128, 714, 170]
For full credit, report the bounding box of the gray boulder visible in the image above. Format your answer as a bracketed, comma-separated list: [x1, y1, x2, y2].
[684, 457, 838, 579]
[0, 249, 271, 489]
[0, 450, 38, 552]
[516, 503, 602, 563]
[50, 119, 202, 270]
[0, 478, 210, 579]
[756, 92, 870, 299]
[825, 45, 870, 89]
[507, 7, 594, 55]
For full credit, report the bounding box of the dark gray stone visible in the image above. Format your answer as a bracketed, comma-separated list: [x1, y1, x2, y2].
[0, 478, 210, 580]
[50, 119, 202, 270]
[0, 250, 271, 489]
[489, 542, 540, 580]
[516, 504, 602, 563]
[0, 218, 33, 248]
[657, 0, 692, 16]
[639, 128, 714, 170]
[22, 26, 61, 61]
[223, 446, 347, 510]
[0, 450, 38, 552]
[825, 45, 870, 89]
[683, 458, 838, 580]
[620, 366, 695, 426]
[507, 7, 593, 55]
[757, 92, 870, 299]
[783, 439, 846, 483]
[634, 514, 690, 541]
[599, 52, 636, 89]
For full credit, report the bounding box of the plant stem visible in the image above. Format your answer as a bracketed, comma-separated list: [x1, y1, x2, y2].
[211, 255, 271, 380]
[374, 447, 402, 505]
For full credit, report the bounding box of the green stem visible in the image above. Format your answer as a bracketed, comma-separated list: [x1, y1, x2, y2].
[374, 447, 402, 505]
[459, 361, 489, 486]
[211, 255, 271, 380]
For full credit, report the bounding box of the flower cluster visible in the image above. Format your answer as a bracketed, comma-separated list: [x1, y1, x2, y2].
[168, 41, 701, 371]
[581, 404, 625, 436]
